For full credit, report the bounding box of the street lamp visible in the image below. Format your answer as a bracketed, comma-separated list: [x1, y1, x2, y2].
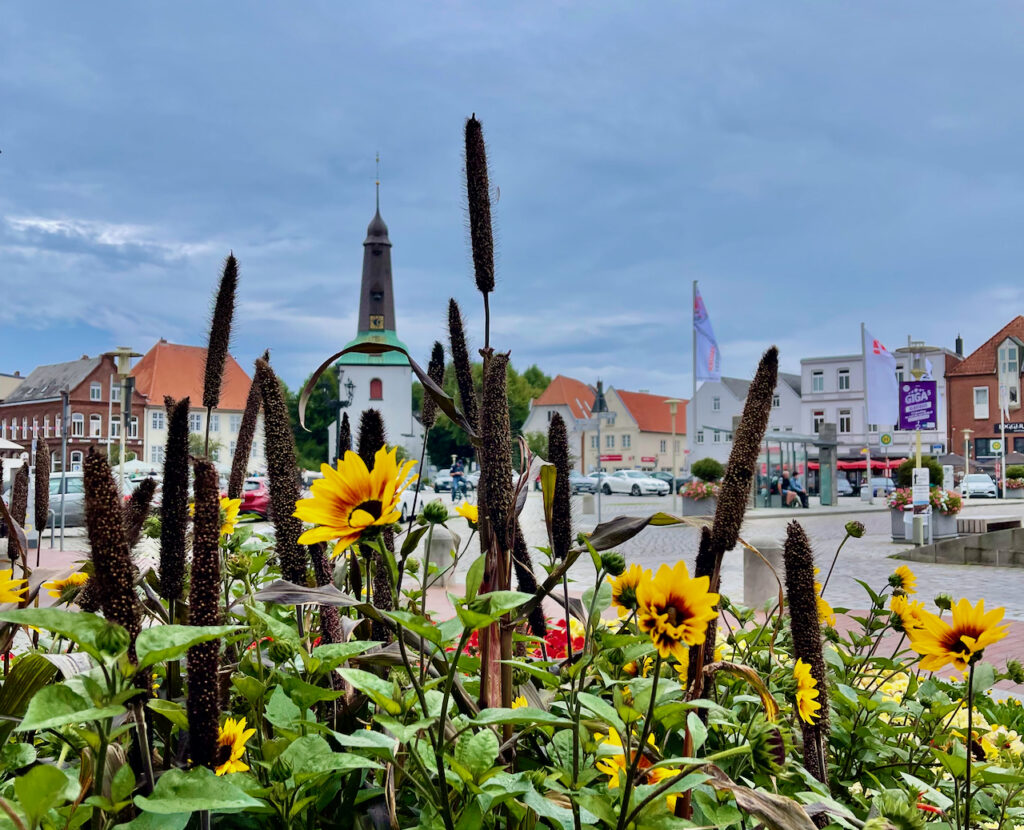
[591, 381, 614, 523]
[106, 346, 141, 495]
[328, 372, 356, 463]
[962, 428, 973, 503]
[664, 398, 683, 514]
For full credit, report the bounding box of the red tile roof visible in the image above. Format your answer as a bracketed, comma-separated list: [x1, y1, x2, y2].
[131, 340, 253, 410]
[948, 316, 1024, 376]
[532, 375, 595, 420]
[615, 389, 687, 434]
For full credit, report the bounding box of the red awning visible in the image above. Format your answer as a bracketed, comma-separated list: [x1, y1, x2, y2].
[838, 458, 906, 471]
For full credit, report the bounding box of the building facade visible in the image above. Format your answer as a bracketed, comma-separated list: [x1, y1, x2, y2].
[687, 373, 802, 466]
[581, 387, 687, 474]
[331, 193, 423, 462]
[520, 375, 595, 471]
[0, 372, 24, 402]
[948, 317, 1024, 461]
[0, 354, 146, 471]
[131, 340, 266, 473]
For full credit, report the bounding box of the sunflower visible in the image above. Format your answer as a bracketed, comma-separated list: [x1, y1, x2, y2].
[455, 501, 478, 529]
[214, 716, 256, 776]
[793, 658, 821, 724]
[44, 572, 89, 602]
[812, 568, 835, 627]
[219, 497, 242, 536]
[890, 564, 917, 595]
[909, 597, 1009, 672]
[636, 561, 718, 663]
[294, 446, 417, 557]
[0, 569, 28, 604]
[594, 729, 655, 787]
[889, 594, 926, 634]
[511, 695, 527, 709]
[609, 564, 650, 617]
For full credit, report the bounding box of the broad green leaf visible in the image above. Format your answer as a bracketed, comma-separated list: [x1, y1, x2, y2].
[454, 729, 499, 778]
[15, 763, 67, 828]
[384, 611, 442, 645]
[0, 609, 122, 662]
[580, 581, 612, 622]
[337, 668, 402, 715]
[115, 809, 191, 830]
[264, 685, 302, 728]
[111, 764, 135, 804]
[521, 786, 598, 830]
[279, 734, 381, 780]
[400, 525, 429, 557]
[577, 692, 626, 734]
[330, 728, 397, 758]
[310, 641, 379, 672]
[971, 661, 996, 695]
[147, 699, 189, 730]
[246, 605, 300, 646]
[0, 743, 36, 771]
[471, 707, 571, 727]
[135, 767, 263, 814]
[0, 654, 58, 745]
[686, 711, 707, 753]
[464, 555, 486, 603]
[469, 591, 533, 617]
[135, 625, 241, 670]
[931, 747, 967, 778]
[17, 685, 126, 732]
[280, 677, 344, 712]
[375, 715, 436, 744]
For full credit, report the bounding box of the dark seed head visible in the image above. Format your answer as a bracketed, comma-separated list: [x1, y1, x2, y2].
[465, 115, 495, 295]
[159, 396, 191, 601]
[448, 299, 478, 433]
[202, 253, 238, 410]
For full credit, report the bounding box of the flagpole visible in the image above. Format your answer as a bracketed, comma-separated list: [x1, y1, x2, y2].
[861, 322, 873, 504]
[691, 280, 697, 495]
[1001, 387, 1007, 500]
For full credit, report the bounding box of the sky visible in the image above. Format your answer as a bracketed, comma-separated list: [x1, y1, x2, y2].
[3, 3, 1024, 400]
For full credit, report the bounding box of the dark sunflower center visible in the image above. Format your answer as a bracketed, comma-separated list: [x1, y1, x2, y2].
[942, 626, 980, 655]
[662, 599, 691, 627]
[353, 500, 383, 521]
[215, 743, 233, 766]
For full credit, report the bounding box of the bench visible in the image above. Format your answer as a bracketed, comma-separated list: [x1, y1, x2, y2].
[956, 515, 1023, 534]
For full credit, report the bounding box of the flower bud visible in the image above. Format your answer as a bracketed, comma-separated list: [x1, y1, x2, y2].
[934, 593, 953, 611]
[268, 639, 296, 665]
[423, 499, 449, 525]
[748, 721, 789, 776]
[1006, 659, 1024, 685]
[844, 520, 865, 538]
[96, 622, 131, 657]
[405, 557, 420, 575]
[600, 551, 626, 577]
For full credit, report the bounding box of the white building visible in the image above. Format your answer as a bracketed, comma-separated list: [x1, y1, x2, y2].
[520, 375, 595, 471]
[687, 374, 802, 466]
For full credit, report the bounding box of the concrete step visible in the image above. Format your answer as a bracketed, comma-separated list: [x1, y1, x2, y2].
[962, 547, 1024, 567]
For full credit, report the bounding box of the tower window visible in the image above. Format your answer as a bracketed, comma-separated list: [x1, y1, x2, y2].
[371, 290, 384, 302]
[370, 378, 383, 400]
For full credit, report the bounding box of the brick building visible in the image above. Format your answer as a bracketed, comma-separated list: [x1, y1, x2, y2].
[0, 354, 147, 471]
[948, 317, 1024, 461]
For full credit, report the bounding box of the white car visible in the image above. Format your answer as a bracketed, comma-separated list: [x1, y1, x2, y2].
[398, 482, 434, 522]
[600, 470, 670, 496]
[959, 473, 998, 499]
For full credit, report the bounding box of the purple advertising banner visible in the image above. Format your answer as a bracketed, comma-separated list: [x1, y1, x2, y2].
[898, 380, 937, 431]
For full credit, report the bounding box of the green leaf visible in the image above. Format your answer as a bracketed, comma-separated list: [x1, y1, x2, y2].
[264, 685, 303, 728]
[135, 625, 241, 670]
[470, 591, 533, 617]
[0, 654, 58, 745]
[111, 764, 135, 804]
[471, 707, 571, 728]
[135, 767, 263, 814]
[279, 735, 381, 781]
[0, 743, 36, 771]
[114, 812, 190, 830]
[310, 641, 380, 673]
[521, 787, 597, 830]
[686, 711, 707, 753]
[400, 525, 429, 557]
[0, 609, 122, 662]
[146, 699, 189, 730]
[577, 692, 626, 735]
[15, 763, 68, 828]
[374, 715, 435, 744]
[464, 555, 486, 603]
[246, 605, 300, 646]
[336, 668, 402, 715]
[971, 661, 996, 695]
[17, 685, 126, 732]
[455, 729, 499, 778]
[330, 729, 397, 758]
[384, 611, 441, 645]
[280, 677, 344, 713]
[580, 581, 612, 622]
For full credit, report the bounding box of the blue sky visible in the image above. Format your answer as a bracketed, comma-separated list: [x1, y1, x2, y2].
[3, 3, 1024, 398]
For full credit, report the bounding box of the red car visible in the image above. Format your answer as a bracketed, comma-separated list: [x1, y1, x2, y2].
[240, 477, 270, 518]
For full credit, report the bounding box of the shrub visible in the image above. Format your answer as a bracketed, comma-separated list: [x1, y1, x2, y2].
[1006, 464, 1024, 479]
[895, 455, 943, 487]
[691, 457, 724, 482]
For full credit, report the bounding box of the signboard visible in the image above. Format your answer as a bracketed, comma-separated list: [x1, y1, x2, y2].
[599, 454, 622, 462]
[898, 380, 937, 431]
[992, 440, 1003, 453]
[942, 464, 954, 491]
[640, 456, 657, 463]
[912, 467, 930, 515]
[1002, 422, 1024, 433]
[879, 432, 893, 448]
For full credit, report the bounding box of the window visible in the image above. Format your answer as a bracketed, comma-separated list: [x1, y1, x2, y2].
[772, 394, 780, 408]
[212, 448, 220, 462]
[839, 409, 852, 434]
[0, 419, 5, 438]
[674, 439, 681, 451]
[591, 435, 599, 449]
[152, 411, 165, 430]
[546, 411, 553, 422]
[696, 430, 704, 444]
[605, 434, 615, 448]
[21, 418, 26, 437]
[128, 417, 138, 439]
[622, 434, 631, 448]
[868, 423, 878, 433]
[70, 451, 83, 472]
[812, 410, 825, 432]
[189, 413, 202, 433]
[726, 432, 734, 441]
[71, 414, 84, 437]
[812, 371, 824, 393]
[896, 363, 905, 382]
[110, 417, 120, 438]
[9, 420, 15, 440]
[973, 386, 989, 420]
[90, 382, 101, 401]
[110, 383, 120, 403]
[998, 341, 1021, 409]
[230, 414, 242, 432]
[659, 439, 667, 452]
[209, 414, 220, 433]
[43, 415, 49, 437]
[837, 369, 850, 391]
[370, 378, 383, 400]
[55, 416, 61, 438]
[89, 414, 102, 438]
[230, 440, 237, 457]
[713, 431, 722, 443]
[151, 446, 165, 464]
[32, 417, 38, 437]
[712, 396, 721, 411]
[251, 441, 260, 459]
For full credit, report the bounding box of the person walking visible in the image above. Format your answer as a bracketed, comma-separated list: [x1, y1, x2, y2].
[450, 457, 466, 503]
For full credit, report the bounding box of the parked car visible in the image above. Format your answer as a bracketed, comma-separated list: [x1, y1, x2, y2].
[836, 477, 854, 497]
[240, 477, 271, 518]
[867, 476, 896, 497]
[3, 472, 86, 530]
[398, 482, 433, 522]
[569, 471, 596, 494]
[600, 470, 671, 496]
[646, 471, 689, 493]
[959, 473, 998, 499]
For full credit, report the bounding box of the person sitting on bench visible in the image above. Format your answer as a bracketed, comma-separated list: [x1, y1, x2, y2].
[788, 470, 810, 509]
[777, 469, 804, 508]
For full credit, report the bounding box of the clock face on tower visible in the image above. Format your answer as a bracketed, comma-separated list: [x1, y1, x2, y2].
[369, 315, 385, 330]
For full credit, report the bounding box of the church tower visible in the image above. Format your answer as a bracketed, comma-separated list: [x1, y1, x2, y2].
[332, 187, 423, 460]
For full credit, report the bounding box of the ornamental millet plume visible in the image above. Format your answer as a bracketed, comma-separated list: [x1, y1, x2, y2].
[447, 299, 478, 433]
[159, 396, 191, 602]
[202, 253, 238, 412]
[228, 352, 265, 501]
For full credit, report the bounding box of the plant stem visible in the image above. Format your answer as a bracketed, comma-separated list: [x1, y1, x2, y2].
[819, 531, 851, 596]
[435, 629, 472, 830]
[964, 661, 975, 829]
[91, 724, 109, 830]
[616, 653, 663, 830]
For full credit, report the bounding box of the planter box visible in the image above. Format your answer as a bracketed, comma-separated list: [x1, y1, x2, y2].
[933, 512, 959, 540]
[891, 509, 906, 541]
[1006, 488, 1024, 499]
[682, 496, 717, 517]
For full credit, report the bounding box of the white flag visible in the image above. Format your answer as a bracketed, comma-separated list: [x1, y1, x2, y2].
[694, 287, 721, 381]
[923, 358, 934, 380]
[864, 328, 898, 426]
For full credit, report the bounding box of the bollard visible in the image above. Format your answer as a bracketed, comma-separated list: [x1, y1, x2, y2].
[743, 535, 784, 610]
[426, 525, 458, 588]
[581, 494, 595, 516]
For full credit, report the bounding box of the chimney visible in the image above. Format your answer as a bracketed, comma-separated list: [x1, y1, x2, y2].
[955, 334, 964, 357]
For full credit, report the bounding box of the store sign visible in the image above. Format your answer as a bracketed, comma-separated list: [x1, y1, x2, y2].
[1001, 422, 1024, 433]
[898, 381, 937, 431]
[600, 454, 622, 462]
[641, 456, 657, 463]
[912, 467, 930, 514]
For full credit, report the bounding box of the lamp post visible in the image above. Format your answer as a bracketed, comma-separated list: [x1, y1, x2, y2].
[963, 428, 973, 503]
[107, 347, 141, 495]
[664, 398, 683, 514]
[591, 381, 613, 523]
[328, 372, 356, 464]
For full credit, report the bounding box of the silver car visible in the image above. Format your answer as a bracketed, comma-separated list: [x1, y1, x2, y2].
[959, 473, 998, 498]
[601, 470, 671, 496]
[3, 472, 86, 530]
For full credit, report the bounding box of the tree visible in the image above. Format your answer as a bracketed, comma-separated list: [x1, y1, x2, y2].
[108, 445, 137, 465]
[189, 433, 224, 462]
[692, 458, 724, 482]
[895, 455, 944, 488]
[285, 366, 339, 471]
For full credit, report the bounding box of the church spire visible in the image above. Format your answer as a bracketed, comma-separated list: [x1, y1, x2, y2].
[358, 180, 395, 335]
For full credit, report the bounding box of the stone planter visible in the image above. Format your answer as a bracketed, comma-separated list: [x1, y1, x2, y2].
[1006, 488, 1024, 499]
[933, 512, 959, 539]
[681, 496, 717, 517]
[891, 509, 906, 541]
